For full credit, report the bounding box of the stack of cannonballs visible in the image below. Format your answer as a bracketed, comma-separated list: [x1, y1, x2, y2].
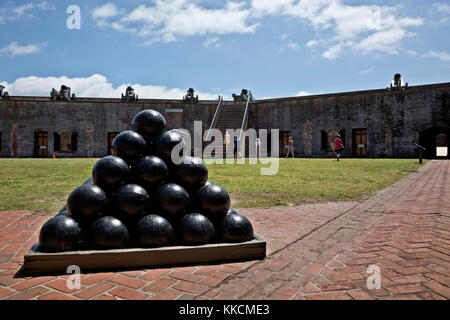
[38, 110, 255, 253]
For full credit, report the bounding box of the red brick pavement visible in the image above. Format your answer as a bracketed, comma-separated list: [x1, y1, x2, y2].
[0, 160, 448, 300]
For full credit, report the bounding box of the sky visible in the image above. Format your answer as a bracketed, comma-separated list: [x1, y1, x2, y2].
[0, 0, 449, 100]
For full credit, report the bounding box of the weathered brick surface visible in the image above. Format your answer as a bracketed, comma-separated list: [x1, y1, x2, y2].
[0, 200, 354, 300]
[0, 160, 449, 300]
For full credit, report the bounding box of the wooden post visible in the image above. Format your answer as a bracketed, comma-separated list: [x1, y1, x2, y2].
[419, 148, 423, 164]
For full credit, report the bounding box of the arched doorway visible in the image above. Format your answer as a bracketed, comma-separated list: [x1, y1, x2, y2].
[419, 126, 450, 159]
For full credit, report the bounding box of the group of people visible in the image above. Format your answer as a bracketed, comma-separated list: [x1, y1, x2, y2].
[224, 131, 262, 159]
[284, 134, 344, 161]
[223, 131, 345, 161]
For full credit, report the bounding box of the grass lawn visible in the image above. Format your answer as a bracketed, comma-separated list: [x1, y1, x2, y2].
[0, 158, 426, 215]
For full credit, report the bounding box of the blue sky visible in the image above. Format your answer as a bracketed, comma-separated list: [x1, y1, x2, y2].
[0, 0, 449, 100]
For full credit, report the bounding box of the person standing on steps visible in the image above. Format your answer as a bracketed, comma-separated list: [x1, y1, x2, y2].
[333, 134, 344, 161]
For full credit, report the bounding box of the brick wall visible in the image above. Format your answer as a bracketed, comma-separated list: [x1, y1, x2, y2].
[248, 83, 450, 158]
[0, 83, 449, 158]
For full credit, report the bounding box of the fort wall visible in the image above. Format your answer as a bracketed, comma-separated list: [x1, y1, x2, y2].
[1, 82, 449, 158]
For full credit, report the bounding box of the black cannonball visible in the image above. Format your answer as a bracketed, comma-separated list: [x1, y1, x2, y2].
[156, 183, 190, 221]
[67, 184, 108, 223]
[132, 110, 167, 142]
[114, 184, 150, 217]
[204, 180, 214, 187]
[220, 212, 254, 243]
[92, 156, 131, 194]
[82, 178, 94, 185]
[38, 215, 83, 252]
[176, 156, 208, 193]
[132, 156, 169, 191]
[136, 214, 175, 247]
[154, 131, 186, 165]
[227, 208, 239, 216]
[197, 183, 230, 223]
[112, 130, 146, 165]
[90, 216, 129, 249]
[180, 213, 215, 245]
[56, 208, 69, 216]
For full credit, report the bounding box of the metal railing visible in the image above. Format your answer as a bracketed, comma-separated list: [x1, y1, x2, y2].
[238, 94, 252, 143]
[414, 143, 426, 164]
[205, 94, 223, 141]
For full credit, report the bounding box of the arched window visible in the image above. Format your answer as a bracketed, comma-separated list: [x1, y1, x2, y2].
[436, 134, 447, 147]
[436, 134, 448, 157]
[327, 129, 340, 152]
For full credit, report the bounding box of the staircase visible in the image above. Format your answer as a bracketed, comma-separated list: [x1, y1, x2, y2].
[203, 96, 251, 158]
[214, 103, 247, 135]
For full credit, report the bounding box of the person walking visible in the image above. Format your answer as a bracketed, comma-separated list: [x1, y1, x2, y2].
[255, 137, 261, 158]
[333, 134, 344, 161]
[234, 136, 238, 159]
[286, 136, 295, 158]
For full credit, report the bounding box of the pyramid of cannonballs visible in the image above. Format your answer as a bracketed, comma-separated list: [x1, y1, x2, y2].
[38, 110, 254, 253]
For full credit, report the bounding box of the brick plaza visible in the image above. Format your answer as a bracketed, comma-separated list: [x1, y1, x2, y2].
[0, 160, 449, 300]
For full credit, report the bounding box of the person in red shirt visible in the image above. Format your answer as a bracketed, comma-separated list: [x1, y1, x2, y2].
[333, 134, 344, 161]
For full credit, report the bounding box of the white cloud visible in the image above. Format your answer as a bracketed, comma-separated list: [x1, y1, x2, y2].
[305, 39, 321, 47]
[296, 91, 314, 96]
[0, 1, 54, 24]
[92, 3, 122, 20]
[251, 0, 423, 59]
[355, 28, 407, 54]
[203, 37, 222, 48]
[286, 41, 300, 50]
[423, 50, 450, 61]
[1, 74, 220, 100]
[0, 42, 45, 56]
[322, 42, 345, 60]
[358, 67, 374, 74]
[407, 50, 417, 56]
[430, 3, 450, 14]
[251, 0, 294, 16]
[89, 0, 424, 58]
[429, 3, 450, 24]
[92, 1, 259, 43]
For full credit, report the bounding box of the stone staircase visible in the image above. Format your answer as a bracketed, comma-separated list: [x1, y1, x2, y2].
[213, 103, 247, 135]
[202, 101, 248, 158]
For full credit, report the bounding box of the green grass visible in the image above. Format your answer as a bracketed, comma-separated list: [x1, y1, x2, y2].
[0, 158, 426, 215]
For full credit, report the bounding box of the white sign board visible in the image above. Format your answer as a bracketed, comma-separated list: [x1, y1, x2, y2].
[436, 147, 448, 157]
[358, 144, 365, 148]
[40, 146, 47, 150]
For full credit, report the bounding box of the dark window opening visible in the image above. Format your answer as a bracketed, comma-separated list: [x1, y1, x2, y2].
[54, 132, 60, 152]
[279, 131, 291, 157]
[54, 132, 77, 153]
[321, 130, 327, 151]
[339, 129, 346, 147]
[71, 133, 78, 152]
[108, 132, 119, 155]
